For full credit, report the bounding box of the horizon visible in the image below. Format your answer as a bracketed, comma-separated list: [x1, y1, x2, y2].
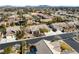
[0, 0, 79, 7]
[1, 5, 79, 6]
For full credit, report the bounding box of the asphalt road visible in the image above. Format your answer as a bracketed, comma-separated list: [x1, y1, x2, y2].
[63, 38, 79, 53]
[0, 31, 79, 53]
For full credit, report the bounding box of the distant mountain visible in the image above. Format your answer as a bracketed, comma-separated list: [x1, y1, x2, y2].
[0, 5, 16, 8]
[0, 5, 79, 8]
[38, 5, 51, 7]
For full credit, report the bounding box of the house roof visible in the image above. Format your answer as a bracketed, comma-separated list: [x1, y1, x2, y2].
[34, 39, 53, 54]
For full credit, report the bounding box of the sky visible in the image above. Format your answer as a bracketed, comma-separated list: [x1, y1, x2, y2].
[0, 0, 79, 6]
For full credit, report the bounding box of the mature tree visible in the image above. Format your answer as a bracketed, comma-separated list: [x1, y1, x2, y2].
[16, 30, 25, 40]
[10, 22, 15, 26]
[0, 24, 6, 36]
[52, 16, 63, 23]
[20, 41, 27, 54]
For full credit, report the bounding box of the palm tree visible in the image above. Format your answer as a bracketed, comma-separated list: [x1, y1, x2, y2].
[20, 41, 27, 54]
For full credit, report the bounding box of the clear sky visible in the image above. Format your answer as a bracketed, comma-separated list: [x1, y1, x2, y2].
[0, 0, 79, 6]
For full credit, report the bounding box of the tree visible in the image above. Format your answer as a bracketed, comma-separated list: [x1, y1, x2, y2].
[16, 30, 25, 40]
[0, 24, 6, 36]
[6, 22, 10, 27]
[20, 41, 27, 54]
[2, 15, 8, 22]
[77, 17, 79, 21]
[52, 16, 63, 23]
[10, 22, 15, 26]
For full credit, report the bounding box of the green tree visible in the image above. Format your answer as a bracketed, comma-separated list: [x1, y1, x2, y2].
[52, 16, 63, 23]
[16, 30, 25, 40]
[20, 41, 27, 54]
[10, 22, 15, 26]
[0, 24, 6, 34]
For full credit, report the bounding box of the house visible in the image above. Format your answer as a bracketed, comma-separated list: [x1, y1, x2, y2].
[25, 24, 50, 37]
[6, 26, 20, 36]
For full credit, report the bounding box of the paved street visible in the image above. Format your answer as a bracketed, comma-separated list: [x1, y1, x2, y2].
[0, 31, 79, 53]
[64, 38, 79, 53]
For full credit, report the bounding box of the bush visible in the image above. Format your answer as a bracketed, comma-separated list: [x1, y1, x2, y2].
[60, 42, 72, 51]
[4, 46, 13, 54]
[39, 28, 49, 33]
